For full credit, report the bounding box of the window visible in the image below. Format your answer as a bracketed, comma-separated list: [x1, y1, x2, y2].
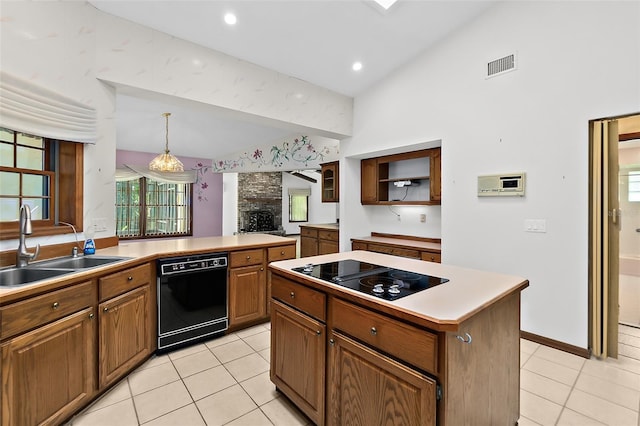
[629, 171, 640, 202]
[0, 127, 83, 239]
[289, 189, 309, 222]
[116, 178, 192, 239]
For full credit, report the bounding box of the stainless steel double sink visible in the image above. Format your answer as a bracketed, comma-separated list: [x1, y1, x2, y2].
[0, 256, 131, 287]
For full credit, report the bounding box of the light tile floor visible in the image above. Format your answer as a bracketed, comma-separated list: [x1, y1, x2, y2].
[68, 323, 640, 426]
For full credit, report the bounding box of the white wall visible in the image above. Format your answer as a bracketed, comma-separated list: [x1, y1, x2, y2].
[341, 1, 640, 349]
[222, 173, 239, 235]
[0, 2, 352, 250]
[282, 171, 338, 235]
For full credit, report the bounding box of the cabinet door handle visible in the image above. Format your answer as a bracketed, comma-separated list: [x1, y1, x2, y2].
[456, 333, 473, 344]
[370, 327, 377, 336]
[280, 251, 285, 255]
[329, 338, 335, 346]
[260, 267, 264, 271]
[290, 291, 295, 299]
[246, 256, 251, 260]
[127, 276, 133, 281]
[89, 313, 94, 319]
[52, 302, 59, 310]
[103, 307, 109, 312]
[316, 330, 321, 336]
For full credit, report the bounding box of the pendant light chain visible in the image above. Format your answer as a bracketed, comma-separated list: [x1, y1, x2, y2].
[164, 112, 171, 153]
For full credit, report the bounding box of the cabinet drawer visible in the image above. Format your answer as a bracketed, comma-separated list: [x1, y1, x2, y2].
[368, 244, 420, 259]
[421, 251, 441, 263]
[300, 227, 318, 238]
[1, 280, 95, 340]
[271, 274, 326, 322]
[329, 298, 437, 375]
[351, 242, 368, 251]
[99, 263, 150, 301]
[230, 249, 265, 267]
[268, 245, 296, 262]
[318, 230, 338, 242]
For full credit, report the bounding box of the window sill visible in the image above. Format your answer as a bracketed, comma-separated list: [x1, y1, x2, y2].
[0, 225, 82, 241]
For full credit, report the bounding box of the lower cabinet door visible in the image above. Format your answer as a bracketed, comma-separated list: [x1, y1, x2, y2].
[1, 308, 96, 426]
[327, 331, 437, 426]
[229, 264, 266, 327]
[270, 300, 325, 425]
[99, 285, 150, 388]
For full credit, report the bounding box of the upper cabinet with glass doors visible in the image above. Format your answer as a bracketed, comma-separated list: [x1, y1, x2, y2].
[321, 161, 339, 203]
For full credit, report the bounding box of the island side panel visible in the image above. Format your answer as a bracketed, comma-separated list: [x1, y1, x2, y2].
[441, 291, 521, 426]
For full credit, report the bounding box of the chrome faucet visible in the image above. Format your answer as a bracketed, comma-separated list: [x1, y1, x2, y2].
[16, 205, 40, 267]
[59, 221, 80, 257]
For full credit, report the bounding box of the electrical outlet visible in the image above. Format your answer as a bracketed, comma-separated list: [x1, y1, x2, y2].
[92, 218, 107, 232]
[420, 214, 426, 223]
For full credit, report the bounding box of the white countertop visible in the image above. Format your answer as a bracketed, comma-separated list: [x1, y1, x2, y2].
[269, 250, 528, 331]
[1, 234, 296, 303]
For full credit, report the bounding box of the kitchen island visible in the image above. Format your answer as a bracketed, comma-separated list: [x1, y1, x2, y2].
[268, 250, 528, 426]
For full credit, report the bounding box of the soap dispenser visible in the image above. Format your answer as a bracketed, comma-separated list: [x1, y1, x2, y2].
[83, 226, 96, 255]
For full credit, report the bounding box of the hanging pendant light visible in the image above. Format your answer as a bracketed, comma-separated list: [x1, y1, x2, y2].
[149, 112, 184, 172]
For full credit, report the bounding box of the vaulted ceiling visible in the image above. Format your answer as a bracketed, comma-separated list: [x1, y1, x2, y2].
[88, 0, 497, 159]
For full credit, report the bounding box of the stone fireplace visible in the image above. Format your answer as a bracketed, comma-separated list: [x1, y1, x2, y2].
[237, 172, 285, 235]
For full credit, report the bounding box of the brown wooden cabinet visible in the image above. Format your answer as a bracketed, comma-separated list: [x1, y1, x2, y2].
[269, 270, 522, 425]
[351, 233, 442, 263]
[1, 307, 96, 426]
[327, 331, 436, 426]
[270, 278, 326, 426]
[99, 286, 150, 388]
[361, 147, 441, 205]
[229, 248, 267, 328]
[229, 264, 266, 327]
[98, 263, 152, 389]
[300, 225, 339, 258]
[321, 161, 339, 203]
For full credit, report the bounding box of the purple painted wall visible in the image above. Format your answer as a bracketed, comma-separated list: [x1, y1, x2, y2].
[116, 150, 223, 237]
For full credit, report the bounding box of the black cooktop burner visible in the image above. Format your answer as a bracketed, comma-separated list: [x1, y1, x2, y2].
[292, 259, 449, 300]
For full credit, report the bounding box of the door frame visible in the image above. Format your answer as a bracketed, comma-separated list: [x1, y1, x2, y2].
[588, 112, 640, 359]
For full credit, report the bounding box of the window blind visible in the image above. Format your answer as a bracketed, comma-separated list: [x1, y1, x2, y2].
[0, 71, 97, 143]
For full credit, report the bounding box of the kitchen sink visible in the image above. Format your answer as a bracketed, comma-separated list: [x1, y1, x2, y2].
[0, 268, 74, 287]
[30, 255, 130, 270]
[0, 256, 131, 287]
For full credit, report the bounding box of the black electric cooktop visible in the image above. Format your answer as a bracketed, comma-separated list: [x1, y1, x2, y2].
[292, 259, 449, 300]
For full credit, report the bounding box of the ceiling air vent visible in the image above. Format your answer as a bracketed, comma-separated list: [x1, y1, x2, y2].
[487, 53, 516, 78]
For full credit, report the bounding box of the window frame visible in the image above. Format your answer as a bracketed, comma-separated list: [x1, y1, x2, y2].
[289, 193, 309, 223]
[116, 177, 193, 240]
[0, 130, 83, 240]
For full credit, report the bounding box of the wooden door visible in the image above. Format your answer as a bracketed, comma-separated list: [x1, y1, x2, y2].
[99, 285, 150, 388]
[327, 331, 436, 426]
[360, 158, 379, 204]
[590, 119, 621, 358]
[322, 162, 339, 202]
[270, 300, 325, 425]
[229, 264, 266, 326]
[429, 147, 442, 202]
[1, 308, 96, 426]
[300, 236, 318, 257]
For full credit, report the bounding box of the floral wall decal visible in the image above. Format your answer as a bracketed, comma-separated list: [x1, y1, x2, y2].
[212, 135, 339, 173]
[193, 162, 210, 202]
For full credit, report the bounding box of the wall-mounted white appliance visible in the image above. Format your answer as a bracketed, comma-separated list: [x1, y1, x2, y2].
[477, 172, 526, 197]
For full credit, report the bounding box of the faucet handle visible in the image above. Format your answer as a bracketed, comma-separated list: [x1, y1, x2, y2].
[31, 244, 40, 261]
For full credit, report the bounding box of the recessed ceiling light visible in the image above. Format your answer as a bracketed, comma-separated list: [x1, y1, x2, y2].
[224, 13, 237, 25]
[373, 0, 398, 10]
[352, 61, 363, 72]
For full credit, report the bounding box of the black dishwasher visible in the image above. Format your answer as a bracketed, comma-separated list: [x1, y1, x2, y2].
[157, 252, 228, 352]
